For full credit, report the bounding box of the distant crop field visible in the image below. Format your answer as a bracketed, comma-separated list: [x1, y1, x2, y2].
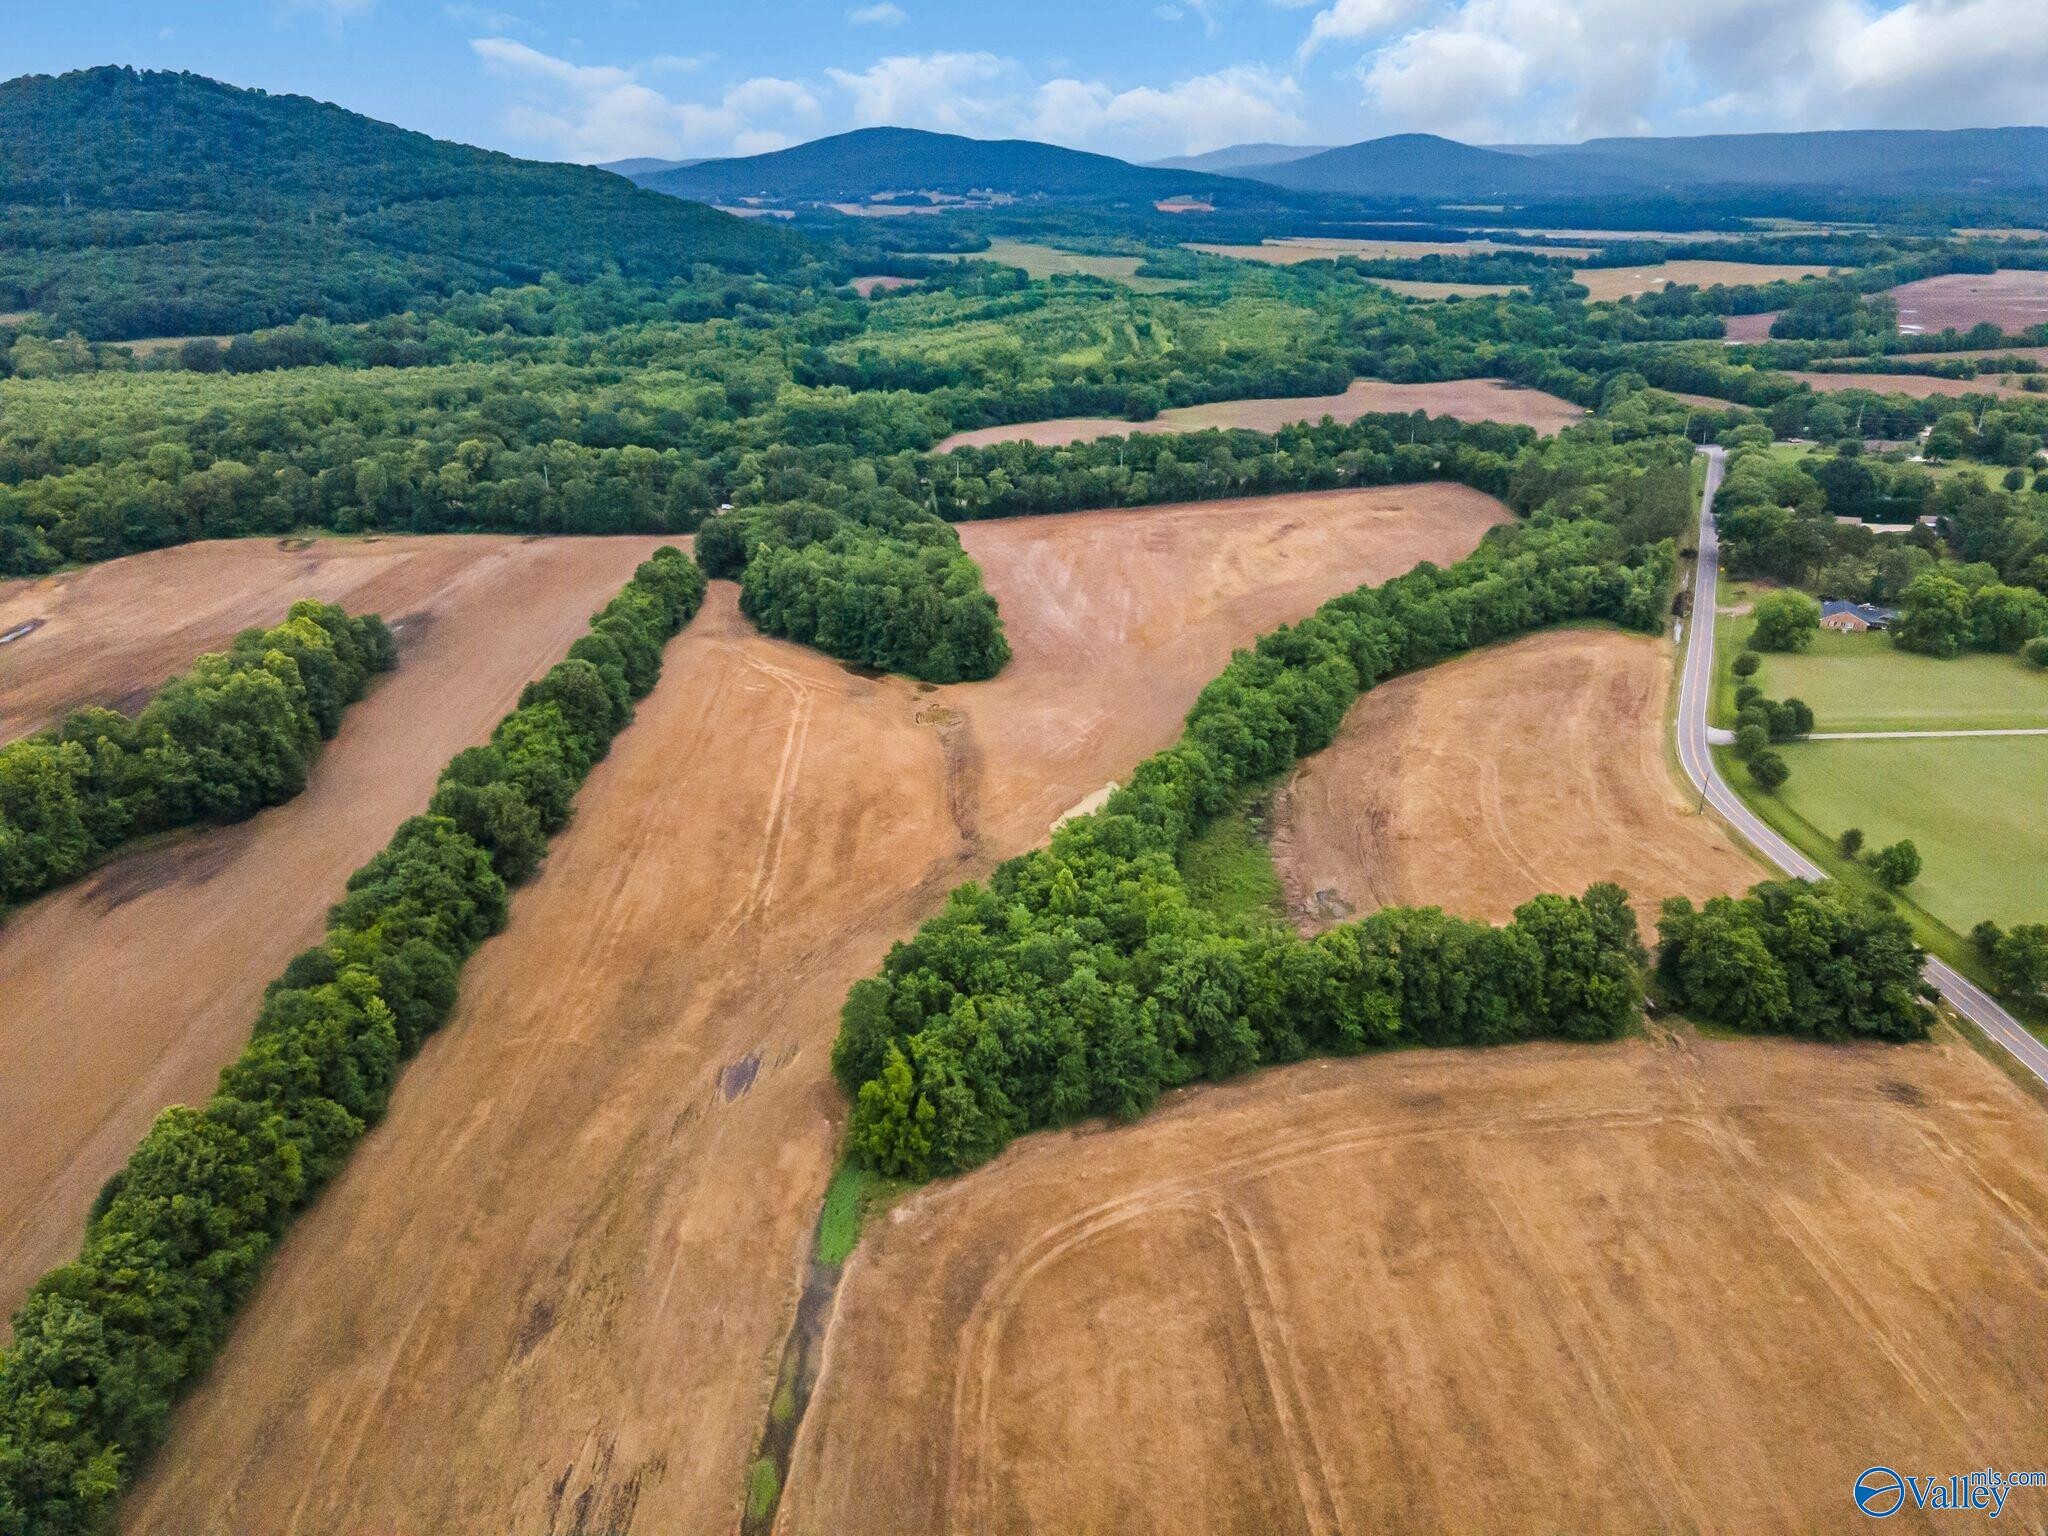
[1736, 622, 2048, 733]
[1776, 735, 2048, 927]
[1721, 310, 1780, 341]
[1787, 369, 2042, 400]
[1573, 260, 1836, 302]
[937, 377, 1585, 451]
[1188, 236, 1593, 264]
[923, 239, 1186, 292]
[1891, 270, 2048, 333]
[1370, 278, 1517, 300]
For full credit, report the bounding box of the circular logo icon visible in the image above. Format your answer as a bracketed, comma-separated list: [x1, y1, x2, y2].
[1855, 1467, 1906, 1518]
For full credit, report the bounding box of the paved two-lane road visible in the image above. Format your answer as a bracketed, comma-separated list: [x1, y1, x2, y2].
[1675, 444, 2048, 1087]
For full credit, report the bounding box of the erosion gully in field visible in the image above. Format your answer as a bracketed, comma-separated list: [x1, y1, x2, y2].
[934, 378, 1585, 452]
[0, 534, 670, 1318]
[783, 1030, 2048, 1535]
[118, 485, 1509, 1535]
[1269, 629, 1761, 928]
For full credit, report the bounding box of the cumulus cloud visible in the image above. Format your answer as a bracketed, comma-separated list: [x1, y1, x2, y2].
[1030, 65, 1308, 156]
[472, 37, 814, 162]
[846, 2, 907, 23]
[1335, 0, 2048, 140]
[826, 52, 1020, 133]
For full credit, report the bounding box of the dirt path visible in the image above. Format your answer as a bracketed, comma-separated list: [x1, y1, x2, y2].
[782, 1029, 2048, 1534]
[1269, 629, 1761, 927]
[117, 485, 1509, 1535]
[936, 379, 1584, 452]
[0, 535, 670, 1319]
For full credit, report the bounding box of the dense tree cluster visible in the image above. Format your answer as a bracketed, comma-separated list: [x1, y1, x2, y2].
[832, 471, 1677, 1179]
[0, 602, 391, 909]
[1892, 568, 2048, 656]
[1972, 920, 2048, 1002]
[1656, 880, 1933, 1040]
[0, 546, 705, 1534]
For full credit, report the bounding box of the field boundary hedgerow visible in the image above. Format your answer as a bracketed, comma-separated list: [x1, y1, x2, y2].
[0, 602, 393, 915]
[0, 547, 707, 1534]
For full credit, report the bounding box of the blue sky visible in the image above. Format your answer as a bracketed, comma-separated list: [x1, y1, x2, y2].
[10, 1, 2046, 164]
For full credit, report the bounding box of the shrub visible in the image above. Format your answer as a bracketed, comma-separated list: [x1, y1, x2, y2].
[1749, 590, 1822, 652]
[2024, 636, 2048, 669]
[1870, 839, 1922, 890]
[1839, 826, 1865, 857]
[1732, 650, 1761, 679]
[1748, 748, 1790, 789]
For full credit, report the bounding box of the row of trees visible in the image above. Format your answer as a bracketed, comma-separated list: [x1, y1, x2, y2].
[1656, 881, 1932, 1040]
[0, 546, 706, 1534]
[832, 451, 1681, 1179]
[0, 601, 392, 908]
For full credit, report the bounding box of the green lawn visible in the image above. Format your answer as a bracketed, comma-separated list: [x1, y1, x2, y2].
[1178, 796, 1286, 926]
[1774, 735, 2048, 929]
[1724, 607, 2048, 732]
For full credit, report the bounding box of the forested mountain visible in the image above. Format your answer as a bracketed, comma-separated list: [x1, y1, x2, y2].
[1147, 143, 1331, 173]
[1236, 134, 1643, 197]
[598, 156, 701, 178]
[0, 66, 802, 339]
[641, 127, 1269, 207]
[1224, 126, 2048, 198]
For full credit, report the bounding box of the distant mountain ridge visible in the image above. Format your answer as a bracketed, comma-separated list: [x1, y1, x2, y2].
[1147, 143, 1331, 174]
[641, 126, 1272, 206]
[0, 66, 798, 338]
[598, 156, 702, 178]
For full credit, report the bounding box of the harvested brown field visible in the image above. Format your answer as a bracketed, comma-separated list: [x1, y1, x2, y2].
[0, 534, 670, 1318]
[784, 1027, 2048, 1535]
[1190, 237, 1593, 264]
[1788, 370, 2038, 400]
[1268, 630, 1759, 927]
[1892, 270, 2048, 333]
[1895, 344, 2048, 364]
[119, 486, 1512, 1535]
[1371, 278, 1516, 300]
[1721, 309, 1780, 341]
[850, 274, 920, 297]
[1574, 260, 1834, 302]
[937, 378, 1584, 452]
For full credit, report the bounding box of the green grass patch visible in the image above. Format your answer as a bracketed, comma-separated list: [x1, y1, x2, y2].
[1722, 605, 2048, 732]
[812, 1160, 912, 1266]
[1713, 744, 2048, 1038]
[745, 1458, 780, 1523]
[1179, 794, 1286, 926]
[1774, 735, 2048, 929]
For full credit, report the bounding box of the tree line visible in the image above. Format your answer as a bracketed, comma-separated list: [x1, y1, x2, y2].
[0, 547, 706, 1534]
[1, 601, 392, 910]
[832, 435, 1681, 1180]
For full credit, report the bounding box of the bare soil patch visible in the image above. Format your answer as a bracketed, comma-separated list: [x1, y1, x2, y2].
[1894, 344, 2048, 365]
[0, 534, 669, 1317]
[119, 486, 1512, 1535]
[1269, 630, 1759, 928]
[1891, 270, 2048, 333]
[1788, 370, 2038, 400]
[1721, 310, 1780, 341]
[937, 378, 1584, 452]
[1574, 261, 1834, 302]
[849, 275, 920, 297]
[1371, 278, 1517, 300]
[784, 1028, 2048, 1535]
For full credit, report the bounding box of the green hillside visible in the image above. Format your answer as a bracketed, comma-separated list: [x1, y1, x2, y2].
[0, 66, 802, 338]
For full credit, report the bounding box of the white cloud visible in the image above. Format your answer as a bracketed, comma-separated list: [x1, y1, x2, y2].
[1299, 0, 1421, 58]
[471, 37, 816, 161]
[826, 52, 1020, 133]
[1339, 0, 2048, 141]
[1030, 65, 1308, 156]
[847, 2, 907, 23]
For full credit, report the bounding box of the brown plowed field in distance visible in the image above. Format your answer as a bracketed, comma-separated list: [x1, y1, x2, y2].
[936, 378, 1584, 452]
[1892, 270, 2048, 333]
[1189, 237, 1596, 263]
[1721, 309, 1780, 341]
[0, 534, 670, 1319]
[120, 486, 1512, 1535]
[783, 1029, 2048, 1535]
[1573, 260, 1834, 302]
[1788, 370, 2039, 400]
[1269, 630, 1760, 927]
